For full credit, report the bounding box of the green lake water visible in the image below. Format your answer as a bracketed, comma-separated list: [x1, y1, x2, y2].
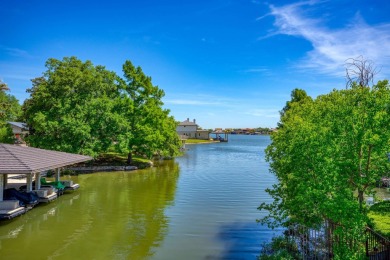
[0, 135, 280, 259]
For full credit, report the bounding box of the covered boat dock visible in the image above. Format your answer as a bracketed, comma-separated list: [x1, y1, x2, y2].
[0, 143, 92, 220]
[210, 131, 229, 142]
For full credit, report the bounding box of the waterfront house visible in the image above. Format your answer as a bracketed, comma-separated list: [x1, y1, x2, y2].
[176, 118, 209, 140]
[7, 122, 29, 144]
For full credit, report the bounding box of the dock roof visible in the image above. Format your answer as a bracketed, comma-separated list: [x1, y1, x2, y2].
[0, 144, 92, 174]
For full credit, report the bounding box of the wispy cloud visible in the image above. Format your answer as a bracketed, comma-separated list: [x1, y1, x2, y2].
[0, 45, 33, 58]
[260, 1, 390, 77]
[240, 67, 273, 75]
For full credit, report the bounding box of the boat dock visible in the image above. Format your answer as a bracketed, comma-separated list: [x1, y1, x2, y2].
[210, 131, 229, 142]
[0, 144, 91, 221]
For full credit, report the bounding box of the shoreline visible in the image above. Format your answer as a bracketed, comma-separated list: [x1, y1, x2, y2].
[66, 165, 139, 173]
[185, 140, 220, 145]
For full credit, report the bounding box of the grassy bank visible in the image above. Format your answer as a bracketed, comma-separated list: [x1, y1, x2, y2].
[368, 200, 390, 238]
[186, 139, 218, 144]
[85, 152, 153, 169]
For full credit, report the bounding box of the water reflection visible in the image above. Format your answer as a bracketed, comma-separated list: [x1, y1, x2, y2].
[0, 160, 180, 259]
[0, 135, 278, 259]
[152, 135, 279, 259]
[217, 222, 283, 259]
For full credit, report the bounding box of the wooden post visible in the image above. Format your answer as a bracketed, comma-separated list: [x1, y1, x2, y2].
[0, 175, 3, 201]
[26, 174, 33, 192]
[3, 174, 7, 189]
[55, 168, 60, 182]
[35, 172, 41, 190]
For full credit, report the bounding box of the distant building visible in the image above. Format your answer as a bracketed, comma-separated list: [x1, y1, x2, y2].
[176, 118, 209, 140]
[195, 130, 210, 140]
[7, 122, 29, 144]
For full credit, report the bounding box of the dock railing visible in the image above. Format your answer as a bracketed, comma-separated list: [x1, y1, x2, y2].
[366, 227, 390, 260]
[284, 221, 390, 259]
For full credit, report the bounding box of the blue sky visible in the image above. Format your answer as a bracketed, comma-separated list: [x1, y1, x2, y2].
[1, 0, 390, 129]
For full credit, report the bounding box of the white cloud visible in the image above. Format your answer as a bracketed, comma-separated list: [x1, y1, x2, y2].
[261, 1, 390, 77]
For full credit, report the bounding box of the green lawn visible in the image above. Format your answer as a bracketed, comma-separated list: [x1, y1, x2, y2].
[368, 200, 390, 238]
[186, 138, 215, 144]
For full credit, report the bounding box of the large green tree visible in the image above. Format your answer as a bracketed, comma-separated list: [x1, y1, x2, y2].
[23, 57, 181, 160]
[260, 81, 390, 257]
[23, 57, 128, 156]
[0, 81, 21, 143]
[119, 61, 181, 163]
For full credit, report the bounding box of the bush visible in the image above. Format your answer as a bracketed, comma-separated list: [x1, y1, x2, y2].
[258, 236, 299, 260]
[368, 201, 390, 238]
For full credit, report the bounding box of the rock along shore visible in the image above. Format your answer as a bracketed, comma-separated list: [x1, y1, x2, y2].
[67, 165, 138, 173]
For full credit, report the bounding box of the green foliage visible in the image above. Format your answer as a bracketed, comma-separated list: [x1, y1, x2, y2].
[370, 200, 390, 213]
[279, 88, 312, 119]
[368, 212, 390, 238]
[258, 236, 299, 260]
[119, 60, 181, 162]
[23, 57, 127, 156]
[0, 122, 14, 143]
[22, 57, 181, 160]
[0, 80, 9, 91]
[0, 89, 21, 122]
[368, 201, 390, 238]
[0, 83, 22, 143]
[260, 81, 390, 257]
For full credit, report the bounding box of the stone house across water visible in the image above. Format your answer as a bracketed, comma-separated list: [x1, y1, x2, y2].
[176, 118, 209, 140]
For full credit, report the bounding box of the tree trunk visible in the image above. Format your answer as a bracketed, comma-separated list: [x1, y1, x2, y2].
[358, 190, 364, 211]
[127, 152, 133, 165]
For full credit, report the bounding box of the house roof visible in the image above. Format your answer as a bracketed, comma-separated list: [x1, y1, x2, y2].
[0, 144, 92, 174]
[179, 120, 197, 126]
[7, 121, 28, 130]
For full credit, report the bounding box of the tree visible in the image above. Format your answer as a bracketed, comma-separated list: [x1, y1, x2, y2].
[23, 57, 127, 156]
[260, 80, 390, 257]
[0, 80, 10, 91]
[345, 56, 379, 88]
[0, 81, 21, 143]
[278, 88, 312, 128]
[119, 60, 181, 163]
[23, 57, 181, 161]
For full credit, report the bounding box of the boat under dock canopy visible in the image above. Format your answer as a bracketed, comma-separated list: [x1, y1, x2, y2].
[0, 143, 92, 219]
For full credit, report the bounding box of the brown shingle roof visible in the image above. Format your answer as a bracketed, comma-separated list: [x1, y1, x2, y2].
[0, 144, 92, 174]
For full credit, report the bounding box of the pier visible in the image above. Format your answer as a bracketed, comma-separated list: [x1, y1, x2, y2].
[210, 131, 229, 142]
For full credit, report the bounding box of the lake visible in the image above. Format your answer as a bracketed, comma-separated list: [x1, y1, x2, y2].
[0, 135, 280, 259]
